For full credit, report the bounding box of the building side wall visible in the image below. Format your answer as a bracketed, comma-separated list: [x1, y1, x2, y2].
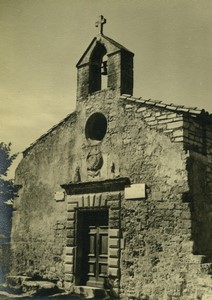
[186, 121, 212, 299]
[11, 115, 76, 282]
[117, 101, 212, 299]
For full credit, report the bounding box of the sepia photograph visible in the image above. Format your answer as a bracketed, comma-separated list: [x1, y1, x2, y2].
[0, 1, 212, 299]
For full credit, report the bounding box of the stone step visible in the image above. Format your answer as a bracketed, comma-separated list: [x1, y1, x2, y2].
[198, 274, 212, 287]
[0, 290, 28, 298]
[6, 275, 32, 289]
[72, 286, 109, 299]
[22, 280, 56, 295]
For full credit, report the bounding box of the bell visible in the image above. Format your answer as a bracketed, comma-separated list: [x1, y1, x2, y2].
[101, 61, 107, 75]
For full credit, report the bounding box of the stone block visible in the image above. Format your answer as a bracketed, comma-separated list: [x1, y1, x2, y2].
[148, 120, 158, 126]
[66, 220, 74, 229]
[158, 119, 171, 124]
[54, 191, 65, 202]
[145, 116, 156, 122]
[173, 129, 183, 137]
[174, 136, 184, 142]
[108, 257, 119, 267]
[66, 229, 75, 238]
[137, 107, 147, 112]
[6, 276, 32, 289]
[107, 200, 120, 209]
[57, 224, 64, 229]
[67, 204, 76, 212]
[77, 196, 83, 207]
[110, 209, 120, 219]
[67, 195, 79, 204]
[108, 193, 121, 201]
[22, 281, 56, 293]
[109, 219, 120, 228]
[109, 238, 119, 248]
[89, 194, 95, 207]
[157, 114, 167, 120]
[65, 254, 74, 264]
[66, 238, 74, 246]
[64, 263, 73, 273]
[101, 194, 107, 206]
[109, 248, 119, 258]
[126, 104, 134, 109]
[83, 195, 90, 207]
[65, 247, 74, 255]
[165, 113, 176, 119]
[64, 281, 72, 291]
[94, 194, 101, 206]
[109, 229, 120, 238]
[108, 267, 120, 277]
[72, 286, 108, 298]
[163, 129, 173, 134]
[198, 276, 212, 287]
[120, 238, 125, 249]
[181, 241, 193, 253]
[64, 274, 73, 282]
[143, 111, 151, 117]
[167, 121, 183, 129]
[67, 212, 75, 220]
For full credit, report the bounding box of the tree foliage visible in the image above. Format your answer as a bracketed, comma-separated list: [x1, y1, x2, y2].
[0, 142, 18, 240]
[0, 142, 19, 203]
[0, 142, 17, 177]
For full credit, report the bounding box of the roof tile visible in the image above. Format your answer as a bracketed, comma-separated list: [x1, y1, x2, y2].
[121, 94, 211, 120]
[176, 107, 189, 112]
[144, 100, 156, 105]
[166, 105, 177, 111]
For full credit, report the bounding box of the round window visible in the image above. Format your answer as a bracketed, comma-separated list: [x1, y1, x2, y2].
[85, 113, 107, 141]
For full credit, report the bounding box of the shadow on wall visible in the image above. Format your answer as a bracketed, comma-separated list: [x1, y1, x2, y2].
[187, 153, 212, 267]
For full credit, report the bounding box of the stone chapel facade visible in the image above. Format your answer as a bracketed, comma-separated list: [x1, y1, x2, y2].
[11, 17, 212, 299]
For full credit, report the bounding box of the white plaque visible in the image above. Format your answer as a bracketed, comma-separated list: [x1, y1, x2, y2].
[54, 191, 65, 202]
[125, 183, 145, 200]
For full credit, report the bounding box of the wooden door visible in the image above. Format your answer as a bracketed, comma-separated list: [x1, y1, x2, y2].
[87, 225, 108, 287]
[76, 209, 108, 287]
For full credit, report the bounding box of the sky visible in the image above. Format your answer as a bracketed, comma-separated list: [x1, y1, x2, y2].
[1, 0, 212, 171]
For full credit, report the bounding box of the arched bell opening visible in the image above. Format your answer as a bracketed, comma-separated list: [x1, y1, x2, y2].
[89, 43, 108, 93]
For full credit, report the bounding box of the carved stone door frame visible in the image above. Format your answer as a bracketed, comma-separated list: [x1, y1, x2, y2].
[61, 177, 130, 296]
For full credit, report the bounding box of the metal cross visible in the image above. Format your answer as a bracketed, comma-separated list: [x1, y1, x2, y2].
[95, 15, 107, 35]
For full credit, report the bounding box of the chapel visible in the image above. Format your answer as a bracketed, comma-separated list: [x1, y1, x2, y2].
[10, 16, 212, 299]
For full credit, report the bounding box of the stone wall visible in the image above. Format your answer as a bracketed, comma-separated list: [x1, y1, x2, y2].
[117, 100, 189, 299]
[11, 88, 212, 299]
[11, 112, 77, 281]
[117, 98, 212, 299]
